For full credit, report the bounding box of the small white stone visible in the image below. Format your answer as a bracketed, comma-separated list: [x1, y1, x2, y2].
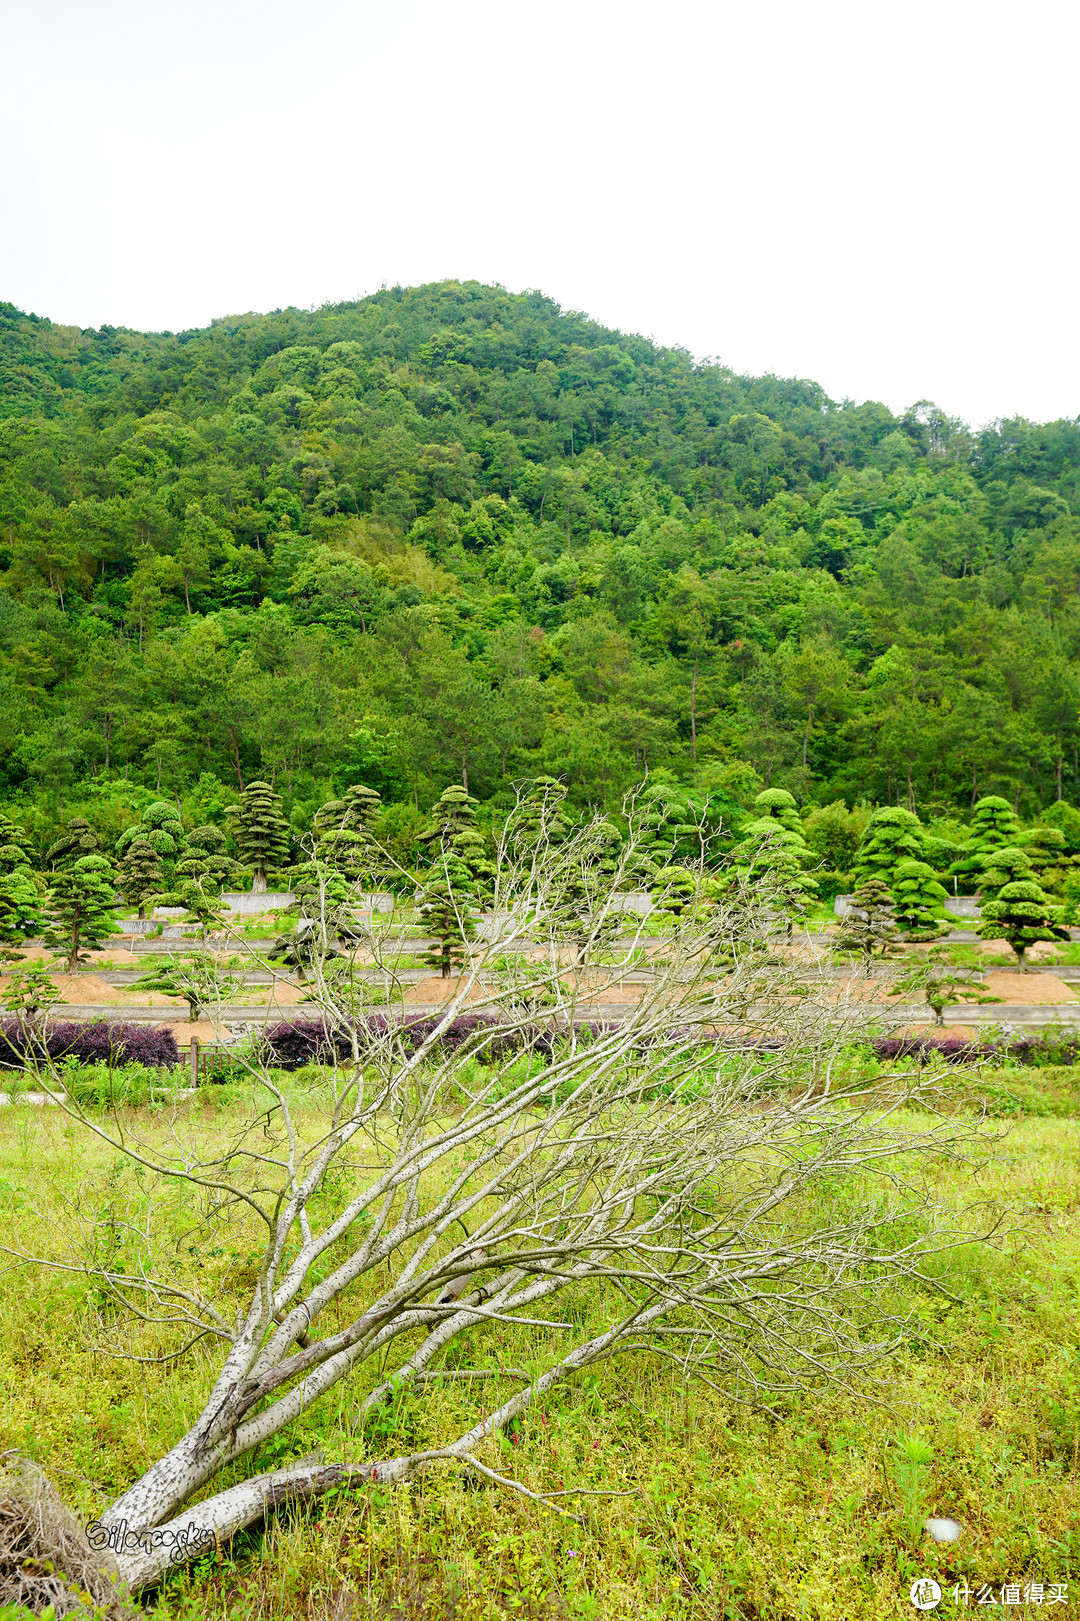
[924, 1517, 962, 1542]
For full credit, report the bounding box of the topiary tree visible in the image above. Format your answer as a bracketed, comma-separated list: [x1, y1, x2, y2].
[46, 818, 102, 870]
[1, 962, 61, 1017]
[731, 824, 817, 933]
[889, 946, 1000, 1027]
[313, 784, 384, 882]
[1038, 799, 1080, 855]
[890, 859, 951, 940]
[417, 786, 494, 978]
[43, 854, 122, 970]
[978, 874, 1069, 971]
[977, 845, 1037, 904]
[511, 778, 623, 963]
[151, 825, 241, 941]
[117, 836, 165, 920]
[852, 807, 925, 888]
[420, 787, 494, 896]
[750, 788, 803, 839]
[0, 813, 36, 877]
[634, 781, 695, 883]
[950, 796, 1022, 888]
[176, 824, 238, 892]
[835, 878, 901, 963]
[227, 781, 292, 895]
[1019, 825, 1073, 894]
[116, 802, 185, 871]
[133, 951, 232, 1022]
[0, 872, 45, 965]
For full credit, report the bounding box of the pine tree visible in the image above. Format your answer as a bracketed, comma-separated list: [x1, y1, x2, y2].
[977, 849, 1069, 970]
[835, 878, 901, 962]
[653, 865, 700, 920]
[558, 818, 623, 962]
[633, 781, 693, 883]
[0, 872, 45, 965]
[117, 836, 165, 919]
[508, 777, 573, 862]
[889, 946, 1000, 1027]
[510, 779, 621, 962]
[749, 788, 804, 839]
[852, 807, 925, 887]
[0, 813, 36, 878]
[313, 784, 384, 882]
[978, 878, 1068, 970]
[116, 802, 185, 868]
[951, 796, 1022, 887]
[891, 859, 951, 940]
[2, 963, 61, 1017]
[977, 845, 1037, 903]
[133, 951, 229, 1022]
[227, 781, 291, 895]
[731, 823, 817, 933]
[1020, 825, 1073, 894]
[151, 825, 239, 941]
[46, 817, 102, 869]
[44, 854, 122, 970]
[417, 787, 493, 978]
[420, 787, 494, 895]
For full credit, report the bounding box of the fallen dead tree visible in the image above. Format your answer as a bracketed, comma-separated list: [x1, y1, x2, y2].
[0, 782, 992, 1601]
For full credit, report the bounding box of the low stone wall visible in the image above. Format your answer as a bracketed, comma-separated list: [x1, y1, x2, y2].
[834, 893, 981, 920]
[220, 891, 295, 914]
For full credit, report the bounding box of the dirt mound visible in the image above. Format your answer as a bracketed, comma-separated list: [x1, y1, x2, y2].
[980, 970, 1077, 1004]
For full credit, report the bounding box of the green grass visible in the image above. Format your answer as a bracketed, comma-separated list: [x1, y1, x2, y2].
[0, 1070, 1077, 1619]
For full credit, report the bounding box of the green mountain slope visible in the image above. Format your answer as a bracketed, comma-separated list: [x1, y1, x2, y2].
[1, 279, 1079, 836]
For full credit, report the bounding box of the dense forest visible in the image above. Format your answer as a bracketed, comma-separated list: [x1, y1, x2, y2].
[2, 278, 1080, 859]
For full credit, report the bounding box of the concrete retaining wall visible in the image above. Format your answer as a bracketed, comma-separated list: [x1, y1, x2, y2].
[835, 893, 980, 920]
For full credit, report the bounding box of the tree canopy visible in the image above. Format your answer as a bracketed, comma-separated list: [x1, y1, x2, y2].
[1, 281, 1079, 835]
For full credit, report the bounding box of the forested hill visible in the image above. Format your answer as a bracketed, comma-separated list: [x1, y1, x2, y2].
[2, 279, 1080, 848]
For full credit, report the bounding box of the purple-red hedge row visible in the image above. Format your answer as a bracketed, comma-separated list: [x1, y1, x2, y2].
[871, 1034, 1080, 1067]
[0, 1018, 181, 1070]
[257, 1014, 692, 1071]
[259, 1019, 1080, 1073]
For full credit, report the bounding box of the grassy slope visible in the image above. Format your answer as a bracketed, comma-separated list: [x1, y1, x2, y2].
[0, 1075, 1077, 1621]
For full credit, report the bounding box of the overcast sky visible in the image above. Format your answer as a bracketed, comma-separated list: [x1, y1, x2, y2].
[3, 0, 1076, 429]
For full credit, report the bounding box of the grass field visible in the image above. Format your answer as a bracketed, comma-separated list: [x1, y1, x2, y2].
[0, 1063, 1077, 1621]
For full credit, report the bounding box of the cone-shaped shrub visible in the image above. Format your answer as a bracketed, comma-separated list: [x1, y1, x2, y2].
[117, 836, 165, 919]
[891, 858, 950, 940]
[0, 872, 45, 959]
[227, 781, 291, 894]
[951, 796, 1022, 885]
[1020, 825, 1073, 893]
[852, 807, 925, 887]
[732, 825, 817, 932]
[0, 813, 35, 878]
[836, 878, 901, 961]
[417, 786, 493, 978]
[313, 784, 384, 882]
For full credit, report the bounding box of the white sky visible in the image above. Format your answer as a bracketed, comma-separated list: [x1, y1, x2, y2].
[3, 0, 1077, 429]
